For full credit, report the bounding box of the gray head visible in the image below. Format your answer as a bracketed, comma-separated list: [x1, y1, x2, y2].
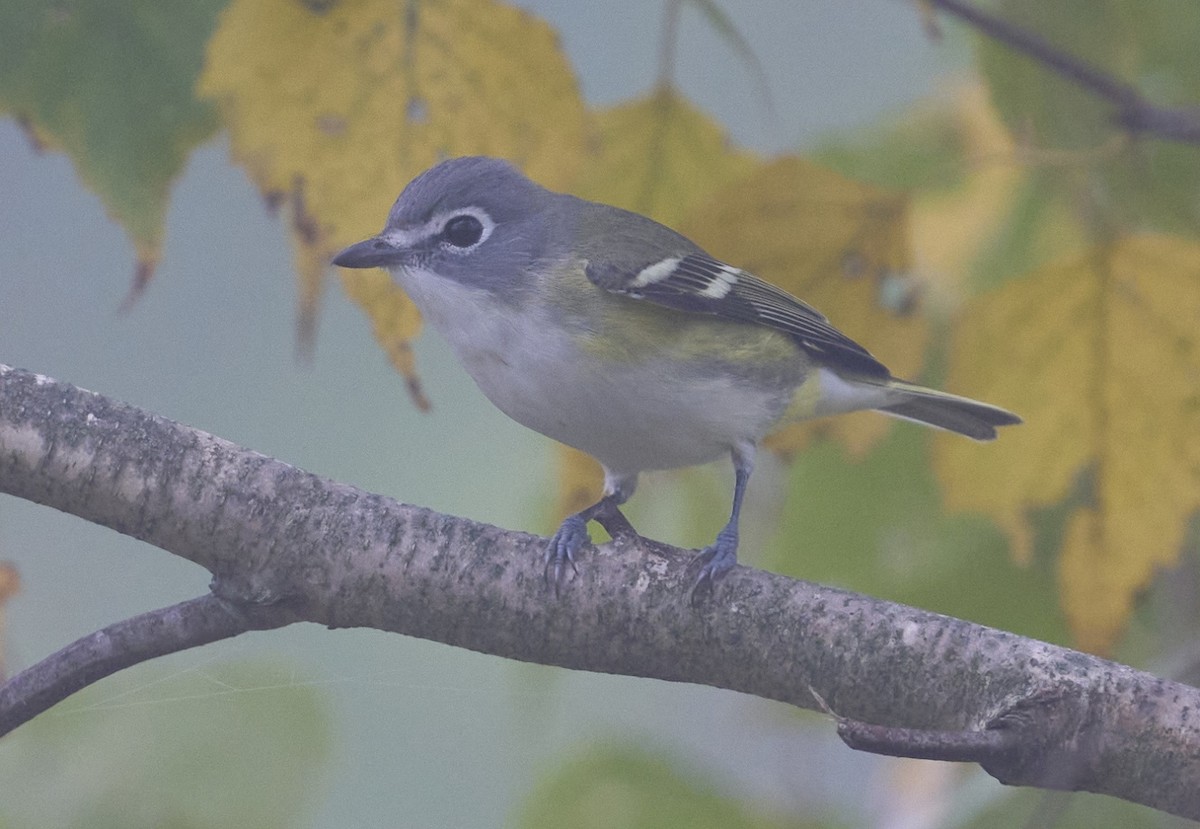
[333, 157, 560, 293]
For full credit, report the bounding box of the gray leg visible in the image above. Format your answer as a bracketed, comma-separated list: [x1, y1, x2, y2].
[693, 443, 755, 593]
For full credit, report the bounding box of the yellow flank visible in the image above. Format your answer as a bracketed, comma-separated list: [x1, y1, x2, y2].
[783, 372, 825, 421]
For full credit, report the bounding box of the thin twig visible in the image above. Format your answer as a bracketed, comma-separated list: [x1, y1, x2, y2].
[925, 0, 1200, 143]
[0, 594, 288, 737]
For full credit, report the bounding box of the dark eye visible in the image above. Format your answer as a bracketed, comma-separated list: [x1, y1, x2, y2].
[442, 214, 484, 248]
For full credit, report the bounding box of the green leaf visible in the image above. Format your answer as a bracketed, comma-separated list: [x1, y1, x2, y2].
[515, 743, 840, 829]
[813, 99, 969, 192]
[1127, 0, 1200, 103]
[0, 0, 225, 284]
[962, 787, 1188, 829]
[0, 660, 331, 829]
[765, 428, 1069, 644]
[974, 0, 1200, 234]
[968, 168, 1079, 290]
[975, 0, 1122, 151]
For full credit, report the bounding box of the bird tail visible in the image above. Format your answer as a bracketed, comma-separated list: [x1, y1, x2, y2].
[876, 379, 1021, 441]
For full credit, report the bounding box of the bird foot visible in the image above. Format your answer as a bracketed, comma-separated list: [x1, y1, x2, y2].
[544, 514, 587, 594]
[690, 526, 738, 603]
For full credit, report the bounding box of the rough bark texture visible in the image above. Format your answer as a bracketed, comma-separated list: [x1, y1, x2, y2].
[2, 363, 1199, 819]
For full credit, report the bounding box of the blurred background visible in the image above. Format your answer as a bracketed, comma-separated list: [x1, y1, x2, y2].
[1, 1, 1198, 826]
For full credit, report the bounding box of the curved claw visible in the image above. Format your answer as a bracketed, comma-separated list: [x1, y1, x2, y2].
[690, 526, 738, 603]
[544, 514, 588, 593]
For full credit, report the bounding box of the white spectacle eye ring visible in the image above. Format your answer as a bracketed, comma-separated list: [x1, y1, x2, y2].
[434, 207, 494, 254]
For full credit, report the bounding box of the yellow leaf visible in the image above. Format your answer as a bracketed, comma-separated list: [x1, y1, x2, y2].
[911, 81, 1099, 311]
[199, 0, 587, 397]
[339, 269, 429, 410]
[0, 561, 16, 679]
[681, 156, 927, 457]
[934, 233, 1200, 652]
[1059, 508, 1137, 655]
[573, 87, 758, 228]
[0, 562, 19, 605]
[912, 83, 1025, 301]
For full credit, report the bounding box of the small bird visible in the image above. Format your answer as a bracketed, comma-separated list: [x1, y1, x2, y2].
[334, 157, 1020, 591]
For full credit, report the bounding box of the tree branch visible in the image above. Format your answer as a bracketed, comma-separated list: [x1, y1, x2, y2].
[1, 362, 1199, 819]
[0, 594, 291, 736]
[925, 0, 1200, 143]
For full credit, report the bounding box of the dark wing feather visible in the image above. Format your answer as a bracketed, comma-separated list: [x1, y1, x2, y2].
[586, 253, 890, 379]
